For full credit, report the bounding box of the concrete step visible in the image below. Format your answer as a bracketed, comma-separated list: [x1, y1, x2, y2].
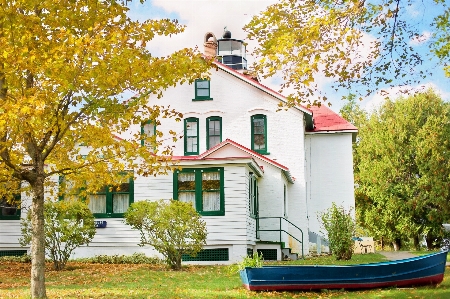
[281, 248, 299, 260]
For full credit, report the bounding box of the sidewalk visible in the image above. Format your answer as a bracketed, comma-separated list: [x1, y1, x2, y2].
[378, 251, 417, 261]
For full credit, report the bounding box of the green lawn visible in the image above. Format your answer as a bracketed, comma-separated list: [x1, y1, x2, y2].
[1, 253, 449, 299]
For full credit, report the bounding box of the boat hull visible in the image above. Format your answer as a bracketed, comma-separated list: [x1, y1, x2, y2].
[240, 251, 447, 291]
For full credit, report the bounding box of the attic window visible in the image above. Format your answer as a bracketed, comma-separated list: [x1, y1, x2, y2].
[194, 79, 212, 101]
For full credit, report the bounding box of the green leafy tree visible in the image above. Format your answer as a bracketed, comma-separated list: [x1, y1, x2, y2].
[319, 203, 355, 260]
[244, 0, 450, 106]
[124, 200, 207, 270]
[19, 200, 96, 271]
[339, 94, 368, 129]
[340, 96, 371, 238]
[356, 90, 450, 250]
[0, 0, 210, 297]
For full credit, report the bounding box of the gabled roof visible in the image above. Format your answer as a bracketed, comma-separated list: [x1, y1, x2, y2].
[172, 139, 295, 183]
[213, 61, 314, 130]
[201, 139, 289, 171]
[306, 105, 358, 133]
[213, 62, 355, 133]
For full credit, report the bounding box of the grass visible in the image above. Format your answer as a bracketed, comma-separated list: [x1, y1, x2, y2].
[1, 253, 449, 299]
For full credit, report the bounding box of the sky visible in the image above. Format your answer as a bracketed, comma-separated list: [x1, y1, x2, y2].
[126, 0, 450, 114]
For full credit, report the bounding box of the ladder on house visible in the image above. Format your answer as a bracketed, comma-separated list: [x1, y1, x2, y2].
[256, 216, 304, 259]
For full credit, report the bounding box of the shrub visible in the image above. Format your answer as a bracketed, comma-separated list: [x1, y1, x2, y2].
[237, 251, 263, 270]
[74, 253, 163, 265]
[20, 200, 96, 270]
[124, 200, 207, 270]
[319, 203, 355, 260]
[0, 254, 32, 263]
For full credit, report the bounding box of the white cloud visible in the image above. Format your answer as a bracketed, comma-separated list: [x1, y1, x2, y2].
[410, 31, 432, 46]
[363, 82, 448, 112]
[128, 0, 277, 60]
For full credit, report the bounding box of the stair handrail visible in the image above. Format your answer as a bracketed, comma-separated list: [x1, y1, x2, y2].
[256, 216, 304, 258]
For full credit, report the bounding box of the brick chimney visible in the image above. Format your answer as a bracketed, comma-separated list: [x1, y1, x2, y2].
[204, 32, 217, 57]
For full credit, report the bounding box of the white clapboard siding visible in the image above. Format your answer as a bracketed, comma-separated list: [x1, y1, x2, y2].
[203, 165, 249, 244]
[0, 220, 24, 249]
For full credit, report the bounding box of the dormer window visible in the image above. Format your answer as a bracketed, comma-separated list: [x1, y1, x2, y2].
[194, 79, 212, 101]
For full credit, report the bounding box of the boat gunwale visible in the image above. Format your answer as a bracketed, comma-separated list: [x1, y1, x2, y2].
[245, 250, 447, 270]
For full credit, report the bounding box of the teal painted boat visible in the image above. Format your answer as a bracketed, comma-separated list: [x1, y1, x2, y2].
[240, 250, 447, 291]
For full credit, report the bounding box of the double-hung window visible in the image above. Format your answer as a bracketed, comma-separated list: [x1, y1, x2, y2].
[206, 116, 222, 149]
[184, 117, 199, 155]
[251, 114, 268, 154]
[173, 168, 224, 216]
[194, 79, 212, 100]
[0, 193, 21, 220]
[88, 174, 134, 218]
[141, 120, 156, 149]
[60, 174, 134, 218]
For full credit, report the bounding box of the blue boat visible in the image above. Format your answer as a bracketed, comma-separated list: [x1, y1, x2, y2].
[240, 250, 447, 291]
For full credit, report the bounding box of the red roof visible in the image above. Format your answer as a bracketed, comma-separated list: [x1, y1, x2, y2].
[307, 105, 357, 132]
[171, 139, 295, 183]
[202, 139, 290, 171]
[173, 139, 289, 171]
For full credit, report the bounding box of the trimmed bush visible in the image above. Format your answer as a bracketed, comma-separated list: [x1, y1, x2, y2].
[124, 200, 207, 270]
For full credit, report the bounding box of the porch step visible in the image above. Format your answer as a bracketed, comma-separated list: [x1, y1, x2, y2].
[255, 241, 300, 261]
[281, 248, 299, 261]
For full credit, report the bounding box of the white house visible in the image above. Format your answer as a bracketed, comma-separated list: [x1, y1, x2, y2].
[0, 30, 357, 264]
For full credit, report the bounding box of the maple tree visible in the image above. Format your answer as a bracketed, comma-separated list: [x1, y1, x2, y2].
[244, 0, 450, 106]
[355, 90, 450, 250]
[0, 0, 210, 298]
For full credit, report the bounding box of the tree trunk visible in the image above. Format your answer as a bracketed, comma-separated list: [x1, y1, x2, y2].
[392, 238, 401, 251]
[413, 235, 420, 251]
[30, 177, 47, 299]
[426, 234, 436, 250]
